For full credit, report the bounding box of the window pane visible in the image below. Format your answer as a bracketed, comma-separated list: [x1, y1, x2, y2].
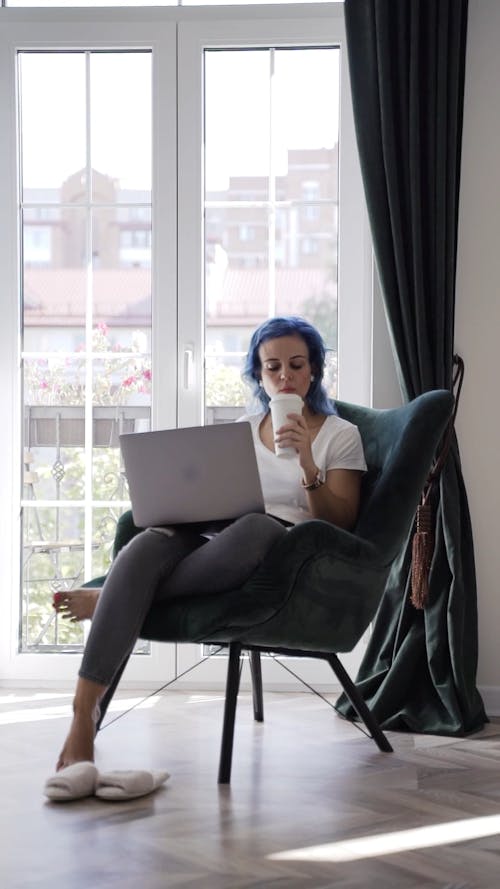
[92, 507, 127, 578]
[92, 354, 151, 408]
[22, 506, 86, 651]
[273, 48, 339, 160]
[19, 53, 86, 198]
[92, 205, 152, 339]
[91, 53, 152, 201]
[23, 358, 86, 409]
[206, 206, 270, 283]
[204, 46, 339, 423]
[23, 208, 87, 352]
[23, 433, 85, 501]
[205, 50, 270, 194]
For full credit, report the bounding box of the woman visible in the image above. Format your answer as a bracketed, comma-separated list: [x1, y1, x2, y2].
[49, 316, 366, 792]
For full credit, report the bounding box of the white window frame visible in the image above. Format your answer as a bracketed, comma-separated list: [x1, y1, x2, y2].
[0, 11, 178, 684]
[176, 10, 373, 687]
[177, 8, 372, 432]
[0, 4, 373, 689]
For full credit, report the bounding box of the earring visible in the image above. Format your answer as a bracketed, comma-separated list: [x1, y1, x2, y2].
[310, 375, 315, 382]
[258, 380, 263, 387]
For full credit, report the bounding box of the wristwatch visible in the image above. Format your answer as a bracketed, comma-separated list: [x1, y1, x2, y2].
[301, 468, 325, 491]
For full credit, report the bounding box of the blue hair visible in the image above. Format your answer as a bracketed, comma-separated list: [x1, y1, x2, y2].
[242, 315, 336, 415]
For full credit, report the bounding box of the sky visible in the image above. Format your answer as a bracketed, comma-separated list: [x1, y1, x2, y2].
[19, 46, 339, 194]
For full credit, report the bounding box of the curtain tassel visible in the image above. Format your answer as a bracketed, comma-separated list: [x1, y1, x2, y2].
[409, 356, 465, 610]
[411, 496, 434, 609]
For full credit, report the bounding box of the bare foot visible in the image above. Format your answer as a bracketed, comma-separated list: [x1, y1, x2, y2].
[53, 588, 101, 622]
[56, 707, 100, 771]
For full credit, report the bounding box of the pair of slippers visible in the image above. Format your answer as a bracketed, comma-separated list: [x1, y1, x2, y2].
[44, 761, 169, 802]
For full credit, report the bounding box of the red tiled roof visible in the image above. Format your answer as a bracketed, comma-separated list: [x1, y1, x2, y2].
[24, 267, 336, 327]
[24, 268, 151, 326]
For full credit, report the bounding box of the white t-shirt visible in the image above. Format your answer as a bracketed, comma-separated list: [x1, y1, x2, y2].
[240, 412, 367, 525]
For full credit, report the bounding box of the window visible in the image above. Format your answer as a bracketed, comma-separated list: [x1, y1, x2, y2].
[24, 225, 52, 264]
[0, 6, 371, 685]
[302, 180, 320, 201]
[301, 237, 319, 255]
[238, 225, 256, 242]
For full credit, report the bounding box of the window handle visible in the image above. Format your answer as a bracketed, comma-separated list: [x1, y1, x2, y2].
[183, 345, 195, 390]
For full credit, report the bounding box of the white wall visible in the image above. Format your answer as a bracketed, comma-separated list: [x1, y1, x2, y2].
[455, 0, 500, 709]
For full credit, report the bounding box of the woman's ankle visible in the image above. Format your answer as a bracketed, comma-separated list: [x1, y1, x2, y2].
[72, 678, 107, 719]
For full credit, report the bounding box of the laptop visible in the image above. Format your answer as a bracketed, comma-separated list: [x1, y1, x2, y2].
[119, 421, 265, 528]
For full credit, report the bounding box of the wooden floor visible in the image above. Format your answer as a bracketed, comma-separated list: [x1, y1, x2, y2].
[1, 685, 500, 888]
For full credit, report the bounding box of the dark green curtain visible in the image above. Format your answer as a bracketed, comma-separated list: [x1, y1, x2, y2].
[338, 0, 486, 734]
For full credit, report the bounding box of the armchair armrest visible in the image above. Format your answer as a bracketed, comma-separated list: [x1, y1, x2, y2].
[281, 519, 381, 567]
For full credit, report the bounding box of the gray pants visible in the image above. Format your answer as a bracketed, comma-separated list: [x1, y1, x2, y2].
[79, 513, 287, 687]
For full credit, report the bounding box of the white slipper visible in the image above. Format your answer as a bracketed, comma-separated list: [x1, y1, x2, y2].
[44, 761, 98, 802]
[95, 769, 170, 801]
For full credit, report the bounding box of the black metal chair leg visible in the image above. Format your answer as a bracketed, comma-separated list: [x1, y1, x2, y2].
[248, 650, 264, 722]
[218, 642, 242, 783]
[327, 654, 393, 753]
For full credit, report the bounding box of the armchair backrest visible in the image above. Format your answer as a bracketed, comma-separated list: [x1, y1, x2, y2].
[110, 391, 454, 573]
[335, 390, 454, 561]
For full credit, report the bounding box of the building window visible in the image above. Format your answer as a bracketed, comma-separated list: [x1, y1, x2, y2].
[301, 237, 319, 255]
[238, 224, 255, 242]
[302, 180, 320, 201]
[23, 225, 52, 265]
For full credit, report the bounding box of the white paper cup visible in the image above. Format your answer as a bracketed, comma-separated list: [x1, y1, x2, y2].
[269, 393, 304, 457]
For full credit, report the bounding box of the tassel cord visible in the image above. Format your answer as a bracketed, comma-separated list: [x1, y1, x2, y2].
[410, 356, 464, 609]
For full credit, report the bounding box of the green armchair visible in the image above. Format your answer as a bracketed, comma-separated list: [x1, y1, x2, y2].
[88, 390, 454, 782]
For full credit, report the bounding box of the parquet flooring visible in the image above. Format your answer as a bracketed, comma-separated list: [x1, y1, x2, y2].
[1, 684, 499, 888]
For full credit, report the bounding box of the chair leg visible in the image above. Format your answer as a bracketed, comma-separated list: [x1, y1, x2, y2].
[248, 650, 264, 722]
[218, 642, 242, 784]
[327, 654, 393, 753]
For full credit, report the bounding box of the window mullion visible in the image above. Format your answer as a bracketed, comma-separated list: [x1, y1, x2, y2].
[84, 50, 94, 583]
[268, 47, 276, 318]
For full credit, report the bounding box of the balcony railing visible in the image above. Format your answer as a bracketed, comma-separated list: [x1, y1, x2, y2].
[25, 403, 151, 448]
[21, 403, 242, 652]
[22, 404, 150, 652]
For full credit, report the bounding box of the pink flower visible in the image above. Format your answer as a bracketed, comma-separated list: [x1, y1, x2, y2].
[40, 380, 49, 389]
[97, 322, 109, 335]
[142, 369, 152, 381]
[122, 376, 136, 388]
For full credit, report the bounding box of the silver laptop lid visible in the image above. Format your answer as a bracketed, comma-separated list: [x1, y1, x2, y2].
[119, 421, 265, 527]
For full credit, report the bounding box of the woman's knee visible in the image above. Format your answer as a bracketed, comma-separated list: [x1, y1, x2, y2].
[162, 513, 286, 598]
[118, 528, 159, 557]
[231, 513, 286, 546]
